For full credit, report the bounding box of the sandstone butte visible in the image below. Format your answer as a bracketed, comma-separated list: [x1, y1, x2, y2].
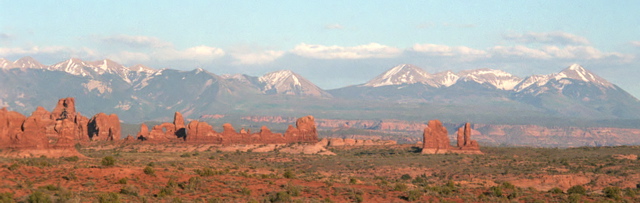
[136, 112, 319, 145]
[0, 97, 121, 157]
[422, 120, 483, 154]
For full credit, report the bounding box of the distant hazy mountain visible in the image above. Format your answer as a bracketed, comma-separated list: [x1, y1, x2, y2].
[1, 57, 639, 125]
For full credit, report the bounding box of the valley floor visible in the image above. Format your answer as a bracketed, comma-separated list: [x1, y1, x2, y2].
[1, 144, 640, 202]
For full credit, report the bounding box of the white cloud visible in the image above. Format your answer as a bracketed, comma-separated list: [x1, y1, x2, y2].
[155, 45, 225, 62]
[106, 51, 151, 64]
[0, 46, 97, 59]
[489, 45, 551, 59]
[324, 24, 344, 30]
[231, 50, 285, 65]
[410, 44, 487, 57]
[631, 41, 640, 47]
[503, 31, 590, 45]
[101, 34, 172, 48]
[291, 43, 401, 59]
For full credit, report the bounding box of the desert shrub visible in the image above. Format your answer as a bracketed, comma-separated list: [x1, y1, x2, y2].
[568, 194, 582, 203]
[240, 187, 251, 196]
[567, 185, 586, 195]
[548, 187, 563, 194]
[62, 172, 77, 181]
[265, 191, 291, 203]
[400, 174, 412, 181]
[27, 190, 51, 203]
[194, 168, 216, 177]
[39, 184, 59, 191]
[101, 156, 115, 167]
[7, 163, 19, 171]
[98, 192, 120, 203]
[283, 170, 295, 179]
[0, 192, 14, 203]
[404, 189, 423, 202]
[180, 177, 202, 192]
[147, 162, 155, 167]
[285, 183, 301, 197]
[143, 166, 155, 175]
[487, 186, 503, 197]
[603, 186, 622, 200]
[119, 185, 139, 196]
[624, 188, 637, 197]
[412, 175, 429, 187]
[501, 182, 516, 190]
[157, 187, 174, 198]
[180, 153, 191, 158]
[349, 177, 358, 184]
[63, 156, 79, 162]
[116, 177, 127, 184]
[393, 183, 408, 191]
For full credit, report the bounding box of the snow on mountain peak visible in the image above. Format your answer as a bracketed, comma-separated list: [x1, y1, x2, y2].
[363, 64, 431, 87]
[258, 70, 330, 97]
[129, 64, 156, 73]
[514, 64, 614, 92]
[556, 64, 612, 87]
[458, 68, 522, 90]
[259, 70, 299, 86]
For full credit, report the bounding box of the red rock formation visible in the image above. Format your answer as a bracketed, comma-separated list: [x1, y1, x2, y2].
[136, 123, 150, 140]
[421, 120, 451, 154]
[456, 123, 480, 151]
[185, 120, 220, 143]
[51, 97, 76, 120]
[0, 97, 121, 157]
[87, 113, 121, 141]
[140, 114, 319, 145]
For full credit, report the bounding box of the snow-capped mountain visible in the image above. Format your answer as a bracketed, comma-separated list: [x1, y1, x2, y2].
[258, 70, 331, 97]
[514, 64, 614, 93]
[49, 58, 139, 83]
[457, 68, 522, 90]
[363, 64, 432, 87]
[0, 56, 47, 69]
[1, 57, 639, 123]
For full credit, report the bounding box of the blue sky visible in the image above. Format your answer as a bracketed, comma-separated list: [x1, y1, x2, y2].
[1, 1, 640, 96]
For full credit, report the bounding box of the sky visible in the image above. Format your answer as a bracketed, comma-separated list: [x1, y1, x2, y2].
[1, 1, 640, 96]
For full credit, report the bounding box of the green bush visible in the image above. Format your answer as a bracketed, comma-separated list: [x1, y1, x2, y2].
[548, 187, 563, 194]
[603, 186, 621, 200]
[393, 183, 408, 191]
[0, 192, 14, 203]
[7, 163, 19, 171]
[283, 170, 295, 179]
[567, 185, 586, 195]
[143, 166, 155, 175]
[101, 156, 115, 167]
[194, 168, 217, 177]
[400, 174, 412, 180]
[116, 177, 127, 184]
[27, 190, 51, 203]
[404, 189, 423, 202]
[98, 192, 120, 203]
[119, 185, 139, 196]
[63, 156, 79, 162]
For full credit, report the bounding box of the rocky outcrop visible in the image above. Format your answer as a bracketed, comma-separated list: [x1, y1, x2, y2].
[139, 114, 319, 145]
[421, 120, 451, 154]
[87, 113, 121, 141]
[456, 123, 480, 151]
[0, 97, 121, 157]
[422, 120, 483, 154]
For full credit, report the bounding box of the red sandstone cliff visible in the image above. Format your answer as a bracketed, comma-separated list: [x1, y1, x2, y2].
[0, 97, 121, 157]
[139, 114, 319, 145]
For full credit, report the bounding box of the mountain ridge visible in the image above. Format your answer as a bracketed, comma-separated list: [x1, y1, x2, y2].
[1, 56, 639, 124]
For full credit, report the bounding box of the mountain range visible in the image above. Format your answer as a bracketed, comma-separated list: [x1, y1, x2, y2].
[1, 56, 639, 127]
